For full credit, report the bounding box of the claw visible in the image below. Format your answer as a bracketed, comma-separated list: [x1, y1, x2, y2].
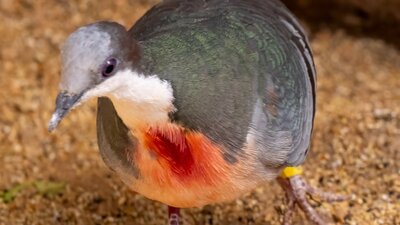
[277, 172, 349, 225]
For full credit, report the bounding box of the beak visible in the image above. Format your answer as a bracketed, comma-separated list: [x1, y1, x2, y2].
[48, 92, 83, 132]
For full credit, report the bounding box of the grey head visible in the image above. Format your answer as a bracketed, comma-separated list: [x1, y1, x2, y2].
[48, 21, 140, 131]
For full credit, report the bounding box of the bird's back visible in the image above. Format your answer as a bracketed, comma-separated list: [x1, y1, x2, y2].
[130, 0, 315, 167]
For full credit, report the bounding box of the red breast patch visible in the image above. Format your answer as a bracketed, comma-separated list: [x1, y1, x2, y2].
[142, 124, 228, 184]
[144, 125, 194, 176]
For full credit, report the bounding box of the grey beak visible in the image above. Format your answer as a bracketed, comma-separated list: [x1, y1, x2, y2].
[48, 92, 83, 132]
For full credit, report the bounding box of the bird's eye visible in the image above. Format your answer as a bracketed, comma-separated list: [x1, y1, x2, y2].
[102, 58, 118, 77]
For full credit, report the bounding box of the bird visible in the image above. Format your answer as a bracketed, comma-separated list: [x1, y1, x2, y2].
[48, 0, 348, 224]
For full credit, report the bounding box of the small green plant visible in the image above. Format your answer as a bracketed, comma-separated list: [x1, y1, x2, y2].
[33, 181, 65, 196]
[0, 183, 29, 203]
[0, 181, 65, 203]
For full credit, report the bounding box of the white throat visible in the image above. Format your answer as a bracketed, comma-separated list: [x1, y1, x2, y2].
[83, 69, 175, 129]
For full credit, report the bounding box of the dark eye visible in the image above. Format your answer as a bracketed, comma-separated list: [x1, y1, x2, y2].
[102, 58, 118, 77]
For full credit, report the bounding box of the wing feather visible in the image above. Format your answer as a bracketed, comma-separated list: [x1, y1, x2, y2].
[130, 0, 316, 167]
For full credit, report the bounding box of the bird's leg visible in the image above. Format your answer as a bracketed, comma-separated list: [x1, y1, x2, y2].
[168, 206, 181, 225]
[277, 177, 296, 225]
[277, 167, 349, 225]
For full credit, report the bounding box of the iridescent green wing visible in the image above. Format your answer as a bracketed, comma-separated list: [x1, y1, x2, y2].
[130, 0, 316, 166]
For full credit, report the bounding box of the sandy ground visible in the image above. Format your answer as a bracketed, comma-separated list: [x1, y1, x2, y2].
[0, 1, 399, 225]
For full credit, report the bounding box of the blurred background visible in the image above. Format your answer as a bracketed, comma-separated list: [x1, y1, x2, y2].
[0, 0, 399, 224]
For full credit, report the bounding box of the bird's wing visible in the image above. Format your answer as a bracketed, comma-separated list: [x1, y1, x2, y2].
[130, 0, 316, 167]
[97, 97, 139, 177]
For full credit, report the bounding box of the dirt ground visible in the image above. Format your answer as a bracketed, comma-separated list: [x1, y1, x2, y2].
[0, 1, 399, 225]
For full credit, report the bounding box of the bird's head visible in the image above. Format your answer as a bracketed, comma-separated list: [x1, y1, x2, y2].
[48, 21, 141, 131]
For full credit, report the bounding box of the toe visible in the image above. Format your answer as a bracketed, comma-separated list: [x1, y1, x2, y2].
[300, 177, 350, 202]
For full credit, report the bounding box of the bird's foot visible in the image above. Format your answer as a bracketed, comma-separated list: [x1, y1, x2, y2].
[168, 206, 181, 225]
[277, 167, 349, 225]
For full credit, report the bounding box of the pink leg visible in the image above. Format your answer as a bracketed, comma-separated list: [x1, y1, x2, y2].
[277, 175, 349, 225]
[168, 206, 181, 225]
[277, 177, 296, 225]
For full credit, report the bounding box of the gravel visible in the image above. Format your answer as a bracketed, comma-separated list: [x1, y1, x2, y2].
[0, 1, 399, 224]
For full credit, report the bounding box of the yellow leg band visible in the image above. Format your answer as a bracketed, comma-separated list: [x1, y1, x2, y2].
[280, 166, 303, 178]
